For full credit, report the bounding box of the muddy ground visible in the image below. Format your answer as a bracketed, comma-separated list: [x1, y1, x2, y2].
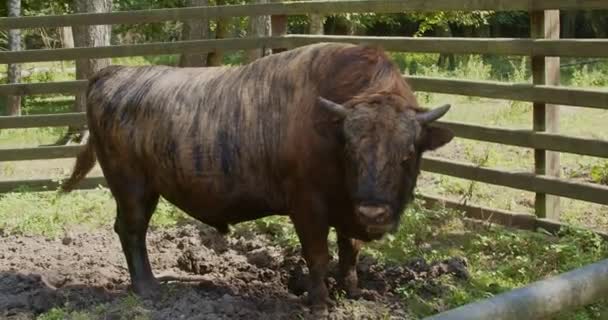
[0, 222, 468, 320]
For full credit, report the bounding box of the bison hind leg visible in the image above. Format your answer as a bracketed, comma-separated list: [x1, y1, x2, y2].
[108, 176, 161, 298]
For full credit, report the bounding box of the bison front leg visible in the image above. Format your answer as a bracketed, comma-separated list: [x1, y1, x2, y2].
[290, 204, 331, 315]
[337, 234, 363, 298]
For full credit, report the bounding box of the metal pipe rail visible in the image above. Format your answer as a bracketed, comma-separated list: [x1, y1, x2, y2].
[425, 258, 608, 320]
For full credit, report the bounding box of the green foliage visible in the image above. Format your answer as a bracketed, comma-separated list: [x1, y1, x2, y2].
[571, 65, 608, 89]
[590, 162, 608, 185]
[453, 55, 492, 81]
[37, 308, 68, 320]
[409, 11, 493, 36]
[37, 308, 93, 320]
[36, 294, 151, 320]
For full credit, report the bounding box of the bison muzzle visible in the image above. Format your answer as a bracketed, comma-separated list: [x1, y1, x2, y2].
[60, 42, 454, 315]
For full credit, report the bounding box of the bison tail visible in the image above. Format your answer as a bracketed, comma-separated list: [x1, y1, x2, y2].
[60, 136, 97, 193]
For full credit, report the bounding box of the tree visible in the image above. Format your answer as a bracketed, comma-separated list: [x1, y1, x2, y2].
[206, 0, 229, 66]
[58, 0, 112, 145]
[179, 0, 209, 67]
[6, 0, 22, 116]
[245, 0, 270, 63]
[309, 13, 324, 35]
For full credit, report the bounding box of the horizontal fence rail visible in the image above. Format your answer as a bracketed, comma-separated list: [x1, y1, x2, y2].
[2, 152, 607, 206]
[421, 157, 608, 205]
[2, 0, 608, 30]
[407, 76, 608, 110]
[0, 113, 86, 129]
[1, 77, 607, 111]
[0, 145, 83, 161]
[419, 193, 608, 238]
[435, 121, 608, 158]
[2, 117, 607, 159]
[0, 81, 86, 96]
[3, 36, 608, 64]
[0, 176, 106, 194]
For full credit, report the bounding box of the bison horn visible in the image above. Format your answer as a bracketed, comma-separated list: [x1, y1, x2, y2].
[317, 97, 349, 118]
[416, 104, 451, 124]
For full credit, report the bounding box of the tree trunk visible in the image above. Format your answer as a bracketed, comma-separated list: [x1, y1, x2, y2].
[6, 0, 22, 116]
[308, 0, 324, 36]
[245, 0, 271, 63]
[59, 26, 75, 48]
[59, 26, 74, 72]
[179, 0, 209, 67]
[206, 0, 229, 66]
[309, 13, 324, 35]
[59, 0, 112, 145]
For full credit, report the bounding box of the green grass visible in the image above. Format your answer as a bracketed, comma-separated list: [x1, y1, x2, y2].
[0, 188, 188, 237]
[361, 201, 608, 319]
[37, 293, 150, 320]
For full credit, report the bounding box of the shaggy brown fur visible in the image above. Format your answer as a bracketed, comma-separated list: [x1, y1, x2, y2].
[61, 42, 453, 314]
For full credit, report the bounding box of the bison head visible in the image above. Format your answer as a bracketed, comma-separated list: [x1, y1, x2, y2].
[317, 96, 453, 238]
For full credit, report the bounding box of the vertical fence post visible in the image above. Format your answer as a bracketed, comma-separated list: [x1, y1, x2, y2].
[531, 10, 561, 220]
[271, 0, 287, 53]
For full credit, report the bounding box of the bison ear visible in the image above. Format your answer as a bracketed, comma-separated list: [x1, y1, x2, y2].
[416, 104, 451, 124]
[317, 97, 349, 119]
[421, 126, 454, 151]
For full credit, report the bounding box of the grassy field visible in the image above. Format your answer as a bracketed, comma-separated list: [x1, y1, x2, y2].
[1, 53, 608, 319]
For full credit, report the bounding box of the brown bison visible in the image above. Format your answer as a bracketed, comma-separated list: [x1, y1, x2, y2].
[61, 42, 453, 314]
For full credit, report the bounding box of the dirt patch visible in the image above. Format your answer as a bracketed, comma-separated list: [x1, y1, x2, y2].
[0, 223, 468, 319]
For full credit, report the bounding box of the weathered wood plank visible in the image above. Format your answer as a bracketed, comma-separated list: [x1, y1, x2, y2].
[435, 121, 608, 158]
[0, 176, 106, 193]
[2, 120, 606, 160]
[3, 76, 606, 111]
[0, 37, 282, 63]
[422, 193, 608, 237]
[0, 80, 86, 96]
[0, 145, 84, 161]
[3, 36, 608, 64]
[296, 36, 608, 57]
[406, 76, 608, 110]
[3, 0, 607, 30]
[421, 157, 608, 206]
[0, 113, 86, 129]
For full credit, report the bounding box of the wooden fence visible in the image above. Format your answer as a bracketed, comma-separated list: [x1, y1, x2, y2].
[1, 0, 608, 231]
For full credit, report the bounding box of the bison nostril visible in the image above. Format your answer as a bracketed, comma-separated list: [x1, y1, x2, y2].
[357, 206, 389, 222]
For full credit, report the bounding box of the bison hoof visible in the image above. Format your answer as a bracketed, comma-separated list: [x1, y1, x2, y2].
[132, 279, 162, 300]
